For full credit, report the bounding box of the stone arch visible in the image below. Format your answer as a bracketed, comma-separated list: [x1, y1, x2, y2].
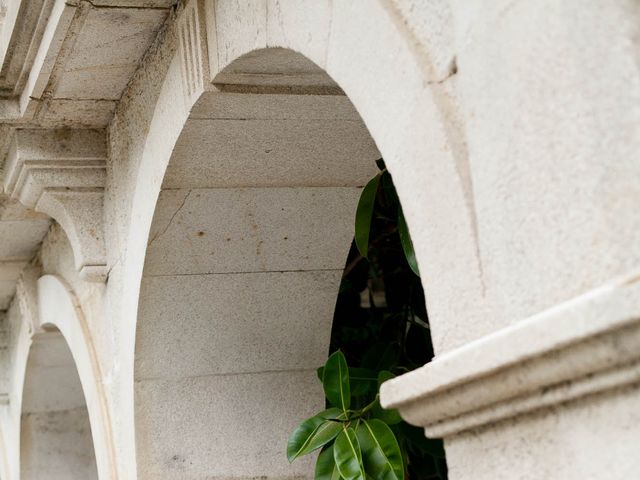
[0, 297, 32, 480]
[118, 1, 484, 478]
[0, 422, 9, 480]
[134, 48, 383, 479]
[21, 327, 98, 479]
[18, 275, 116, 480]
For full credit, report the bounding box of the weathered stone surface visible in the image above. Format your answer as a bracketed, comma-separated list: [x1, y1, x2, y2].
[0, 195, 49, 309]
[21, 332, 98, 480]
[163, 118, 379, 189]
[0, 1, 638, 480]
[145, 187, 360, 275]
[137, 270, 341, 379]
[53, 7, 168, 100]
[135, 369, 320, 480]
[21, 409, 98, 480]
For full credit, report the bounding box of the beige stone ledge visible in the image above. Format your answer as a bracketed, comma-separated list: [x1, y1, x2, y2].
[381, 269, 640, 438]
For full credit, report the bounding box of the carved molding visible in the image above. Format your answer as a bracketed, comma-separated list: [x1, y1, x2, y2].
[177, 0, 209, 103]
[3, 129, 107, 281]
[381, 270, 640, 438]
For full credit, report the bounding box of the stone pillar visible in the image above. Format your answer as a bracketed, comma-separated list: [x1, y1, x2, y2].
[382, 1, 640, 479]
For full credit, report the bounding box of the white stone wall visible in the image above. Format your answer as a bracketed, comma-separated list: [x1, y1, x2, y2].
[0, 1, 637, 479]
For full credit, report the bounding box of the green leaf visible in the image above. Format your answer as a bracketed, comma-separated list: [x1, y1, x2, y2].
[316, 445, 342, 480]
[397, 207, 420, 277]
[356, 419, 404, 480]
[377, 370, 395, 388]
[371, 399, 403, 425]
[350, 367, 378, 397]
[355, 174, 381, 259]
[323, 351, 351, 412]
[370, 371, 402, 424]
[399, 423, 446, 459]
[319, 366, 376, 397]
[334, 427, 365, 480]
[375, 158, 386, 171]
[287, 409, 344, 462]
[319, 408, 346, 421]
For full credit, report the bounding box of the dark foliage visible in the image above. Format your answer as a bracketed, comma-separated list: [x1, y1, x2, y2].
[329, 163, 447, 480]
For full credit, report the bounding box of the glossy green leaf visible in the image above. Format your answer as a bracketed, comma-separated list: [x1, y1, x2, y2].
[397, 207, 420, 277]
[318, 366, 376, 396]
[355, 174, 381, 259]
[377, 371, 395, 387]
[334, 427, 365, 480]
[370, 372, 402, 425]
[323, 351, 351, 411]
[356, 419, 404, 480]
[316, 445, 342, 480]
[319, 408, 346, 421]
[287, 408, 344, 462]
[371, 399, 403, 425]
[350, 367, 378, 397]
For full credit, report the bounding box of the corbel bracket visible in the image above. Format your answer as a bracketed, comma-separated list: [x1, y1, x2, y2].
[3, 129, 107, 282]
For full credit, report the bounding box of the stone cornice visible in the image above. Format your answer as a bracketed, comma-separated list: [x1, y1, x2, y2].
[380, 270, 640, 438]
[0, 0, 56, 98]
[3, 128, 107, 281]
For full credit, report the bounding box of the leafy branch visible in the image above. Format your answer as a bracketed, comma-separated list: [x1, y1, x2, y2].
[287, 160, 446, 480]
[288, 351, 404, 480]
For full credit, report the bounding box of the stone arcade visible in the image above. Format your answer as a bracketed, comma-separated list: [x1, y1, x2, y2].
[0, 1, 639, 479]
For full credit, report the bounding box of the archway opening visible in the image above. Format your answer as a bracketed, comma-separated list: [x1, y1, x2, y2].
[133, 47, 439, 479]
[324, 170, 447, 477]
[20, 328, 98, 480]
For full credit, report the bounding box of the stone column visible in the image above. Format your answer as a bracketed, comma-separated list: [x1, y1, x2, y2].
[382, 1, 640, 479]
